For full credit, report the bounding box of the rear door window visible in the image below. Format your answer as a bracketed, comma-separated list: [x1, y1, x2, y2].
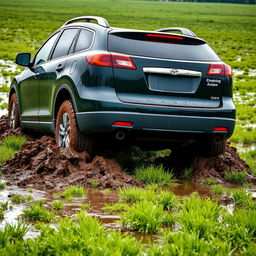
[74, 29, 94, 53]
[51, 29, 79, 59]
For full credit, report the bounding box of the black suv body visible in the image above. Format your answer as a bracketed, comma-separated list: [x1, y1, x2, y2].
[9, 16, 235, 155]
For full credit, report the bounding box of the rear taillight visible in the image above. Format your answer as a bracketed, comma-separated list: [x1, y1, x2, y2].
[207, 64, 232, 77]
[213, 127, 228, 132]
[86, 53, 136, 69]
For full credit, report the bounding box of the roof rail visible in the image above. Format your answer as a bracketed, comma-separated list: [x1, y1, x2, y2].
[155, 27, 196, 37]
[63, 16, 110, 28]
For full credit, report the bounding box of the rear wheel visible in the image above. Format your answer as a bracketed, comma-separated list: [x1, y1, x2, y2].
[201, 137, 227, 157]
[55, 100, 93, 153]
[8, 93, 20, 129]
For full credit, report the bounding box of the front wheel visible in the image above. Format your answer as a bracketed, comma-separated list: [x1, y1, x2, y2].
[8, 93, 20, 129]
[55, 100, 93, 153]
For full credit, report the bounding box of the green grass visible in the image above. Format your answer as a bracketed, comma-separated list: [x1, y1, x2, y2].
[10, 194, 33, 204]
[200, 178, 218, 185]
[181, 167, 194, 180]
[51, 201, 64, 210]
[211, 184, 225, 195]
[120, 201, 175, 233]
[0, 135, 27, 164]
[134, 164, 175, 186]
[224, 170, 247, 185]
[232, 188, 256, 209]
[179, 197, 223, 239]
[60, 185, 86, 201]
[0, 182, 6, 190]
[20, 204, 55, 222]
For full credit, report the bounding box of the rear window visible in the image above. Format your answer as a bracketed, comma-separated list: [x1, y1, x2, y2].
[108, 32, 220, 61]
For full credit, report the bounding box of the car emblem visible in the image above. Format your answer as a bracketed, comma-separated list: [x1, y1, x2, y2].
[169, 68, 179, 75]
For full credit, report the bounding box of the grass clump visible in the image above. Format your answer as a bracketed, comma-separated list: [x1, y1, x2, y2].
[0, 135, 27, 164]
[10, 194, 33, 204]
[61, 185, 86, 200]
[20, 204, 55, 222]
[200, 178, 218, 185]
[211, 184, 225, 195]
[134, 164, 175, 186]
[104, 203, 128, 212]
[51, 201, 64, 210]
[179, 197, 222, 239]
[224, 170, 247, 185]
[232, 188, 256, 209]
[119, 187, 179, 211]
[119, 187, 155, 203]
[0, 182, 6, 190]
[121, 201, 174, 233]
[182, 167, 194, 180]
[1, 222, 29, 242]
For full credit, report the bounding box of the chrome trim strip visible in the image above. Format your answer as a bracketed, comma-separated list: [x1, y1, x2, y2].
[21, 120, 52, 124]
[143, 67, 202, 77]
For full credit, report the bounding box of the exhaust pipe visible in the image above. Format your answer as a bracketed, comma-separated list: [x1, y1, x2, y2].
[213, 137, 221, 144]
[115, 131, 126, 141]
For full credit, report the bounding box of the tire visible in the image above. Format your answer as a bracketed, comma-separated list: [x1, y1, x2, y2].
[55, 100, 93, 153]
[8, 93, 20, 129]
[201, 137, 227, 157]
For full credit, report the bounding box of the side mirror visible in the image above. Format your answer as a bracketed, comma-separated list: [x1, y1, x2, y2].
[15, 53, 31, 67]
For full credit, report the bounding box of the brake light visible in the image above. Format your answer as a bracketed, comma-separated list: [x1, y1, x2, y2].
[213, 127, 228, 132]
[86, 53, 136, 69]
[146, 33, 184, 40]
[112, 121, 133, 127]
[207, 64, 232, 77]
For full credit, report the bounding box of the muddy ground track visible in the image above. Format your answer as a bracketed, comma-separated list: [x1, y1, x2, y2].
[0, 115, 252, 189]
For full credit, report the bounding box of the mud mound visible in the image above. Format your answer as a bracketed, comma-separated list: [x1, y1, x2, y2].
[1, 136, 143, 189]
[157, 142, 249, 183]
[191, 143, 249, 182]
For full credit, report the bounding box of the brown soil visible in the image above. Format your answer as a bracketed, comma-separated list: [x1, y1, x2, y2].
[157, 142, 250, 183]
[0, 116, 143, 189]
[0, 115, 252, 188]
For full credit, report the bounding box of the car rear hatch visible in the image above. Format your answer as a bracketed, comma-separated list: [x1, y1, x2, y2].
[107, 30, 232, 109]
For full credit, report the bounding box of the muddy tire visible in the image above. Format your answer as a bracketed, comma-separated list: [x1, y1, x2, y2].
[55, 100, 93, 153]
[201, 138, 227, 157]
[8, 93, 20, 129]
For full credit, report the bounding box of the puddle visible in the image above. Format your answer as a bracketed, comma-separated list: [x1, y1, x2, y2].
[0, 178, 242, 241]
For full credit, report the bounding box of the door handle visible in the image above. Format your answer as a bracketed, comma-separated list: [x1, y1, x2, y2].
[56, 64, 64, 72]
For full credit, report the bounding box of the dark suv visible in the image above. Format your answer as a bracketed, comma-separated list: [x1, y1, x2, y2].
[9, 16, 235, 156]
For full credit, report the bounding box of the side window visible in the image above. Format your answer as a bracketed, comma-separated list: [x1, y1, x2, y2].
[34, 32, 59, 66]
[74, 29, 94, 53]
[51, 29, 79, 59]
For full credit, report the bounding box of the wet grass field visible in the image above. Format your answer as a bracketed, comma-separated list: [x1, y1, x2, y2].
[0, 0, 256, 254]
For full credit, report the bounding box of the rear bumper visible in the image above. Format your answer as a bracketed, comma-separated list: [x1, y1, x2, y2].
[76, 110, 235, 138]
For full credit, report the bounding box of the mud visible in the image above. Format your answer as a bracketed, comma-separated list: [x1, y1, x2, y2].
[0, 115, 143, 189]
[0, 115, 252, 188]
[156, 142, 250, 184]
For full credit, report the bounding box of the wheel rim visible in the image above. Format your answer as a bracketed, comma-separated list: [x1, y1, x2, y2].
[58, 112, 70, 148]
[9, 102, 15, 128]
